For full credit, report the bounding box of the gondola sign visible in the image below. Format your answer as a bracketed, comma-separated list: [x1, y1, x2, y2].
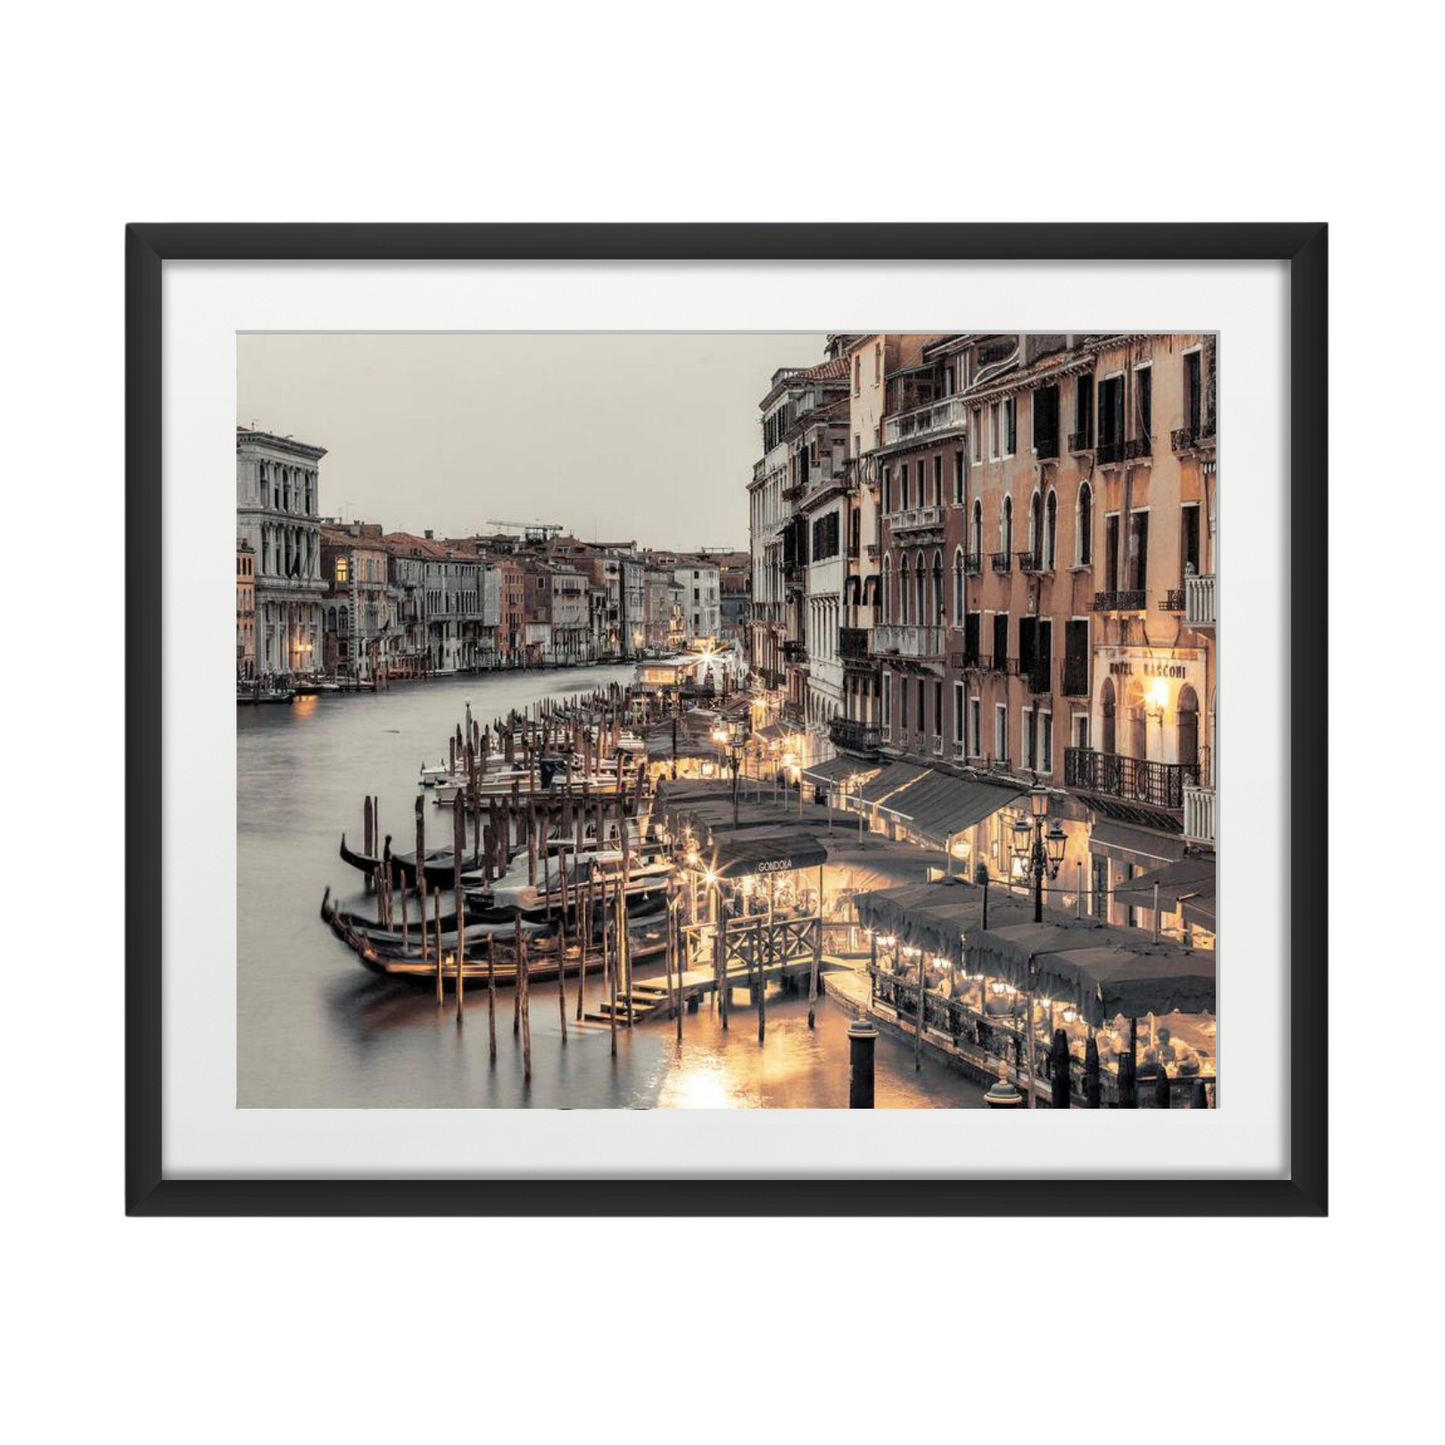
[756, 857, 794, 875]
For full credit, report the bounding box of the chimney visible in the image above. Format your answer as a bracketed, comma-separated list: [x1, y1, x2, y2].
[424, 529, 434, 540]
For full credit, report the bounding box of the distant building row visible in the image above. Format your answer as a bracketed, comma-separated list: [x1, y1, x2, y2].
[236, 427, 747, 681]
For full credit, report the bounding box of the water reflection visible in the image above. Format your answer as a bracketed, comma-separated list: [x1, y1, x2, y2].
[238, 667, 984, 1109]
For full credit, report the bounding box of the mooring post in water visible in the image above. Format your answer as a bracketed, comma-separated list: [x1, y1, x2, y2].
[434, 890, 443, 1003]
[556, 911, 569, 1043]
[847, 1015, 879, 1109]
[512, 917, 523, 1037]
[520, 930, 532, 1080]
[415, 795, 427, 960]
[808, 861, 823, 1029]
[487, 930, 497, 1062]
[454, 797, 466, 1019]
[606, 877, 618, 1057]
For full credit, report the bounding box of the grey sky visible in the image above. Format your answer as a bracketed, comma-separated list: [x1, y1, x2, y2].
[237, 332, 829, 549]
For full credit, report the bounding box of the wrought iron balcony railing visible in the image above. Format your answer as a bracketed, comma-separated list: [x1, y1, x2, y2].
[1068, 430, 1093, 453]
[839, 626, 872, 661]
[1034, 433, 1059, 461]
[1171, 420, 1217, 453]
[1065, 747, 1200, 810]
[829, 715, 881, 756]
[1159, 588, 1185, 612]
[990, 552, 1013, 574]
[963, 551, 983, 576]
[1093, 590, 1146, 612]
[782, 639, 808, 662]
[1125, 436, 1152, 461]
[1017, 549, 1049, 574]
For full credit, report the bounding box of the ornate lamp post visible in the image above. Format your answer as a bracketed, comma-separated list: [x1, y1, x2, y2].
[1010, 786, 1068, 923]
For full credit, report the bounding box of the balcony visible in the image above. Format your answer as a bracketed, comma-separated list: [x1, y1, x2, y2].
[1093, 590, 1146, 612]
[831, 716, 881, 757]
[1183, 783, 1216, 847]
[990, 552, 1013, 575]
[1065, 747, 1200, 811]
[873, 624, 944, 660]
[1034, 432, 1060, 462]
[1068, 430, 1093, 454]
[963, 551, 983, 576]
[882, 394, 969, 447]
[1171, 420, 1217, 454]
[950, 649, 984, 671]
[1159, 588, 1185, 612]
[1017, 550, 1049, 574]
[887, 504, 945, 537]
[1186, 573, 1216, 630]
[782, 639, 808, 663]
[839, 626, 872, 662]
[1097, 436, 1150, 466]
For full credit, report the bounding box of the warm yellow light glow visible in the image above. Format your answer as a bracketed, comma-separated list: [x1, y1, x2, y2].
[704, 870, 717, 886]
[1147, 678, 1170, 713]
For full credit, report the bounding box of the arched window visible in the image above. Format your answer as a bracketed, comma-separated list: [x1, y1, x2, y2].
[1045, 490, 1058, 569]
[970, 499, 983, 559]
[931, 551, 943, 624]
[882, 556, 891, 623]
[1077, 482, 1093, 565]
[898, 556, 909, 624]
[915, 556, 926, 624]
[1001, 495, 1014, 556]
[953, 547, 965, 624]
[1028, 491, 1041, 557]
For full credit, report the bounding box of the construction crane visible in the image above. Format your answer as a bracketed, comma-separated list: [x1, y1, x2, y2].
[487, 520, 564, 544]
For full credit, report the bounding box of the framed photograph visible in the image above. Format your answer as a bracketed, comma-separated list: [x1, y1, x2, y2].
[127, 224, 1326, 1216]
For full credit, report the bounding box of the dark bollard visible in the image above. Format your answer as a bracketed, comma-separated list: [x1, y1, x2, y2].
[1050, 1028, 1071, 1109]
[1190, 1077, 1209, 1110]
[1118, 1050, 1137, 1109]
[1154, 1066, 1172, 1109]
[847, 1015, 879, 1109]
[1084, 1035, 1102, 1108]
[983, 1061, 1025, 1109]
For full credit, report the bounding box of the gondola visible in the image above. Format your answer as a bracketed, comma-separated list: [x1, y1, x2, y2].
[320, 888, 665, 985]
[338, 833, 488, 890]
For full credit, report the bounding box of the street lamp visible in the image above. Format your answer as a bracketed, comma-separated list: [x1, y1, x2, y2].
[1010, 786, 1068, 922]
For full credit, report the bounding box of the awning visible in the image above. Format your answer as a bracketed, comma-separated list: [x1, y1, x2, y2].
[965, 917, 1213, 1027]
[802, 755, 877, 787]
[756, 721, 804, 743]
[877, 770, 1024, 848]
[1181, 894, 1217, 932]
[709, 829, 829, 879]
[854, 760, 929, 805]
[1088, 820, 1188, 865]
[1113, 855, 1216, 913]
[853, 877, 1041, 964]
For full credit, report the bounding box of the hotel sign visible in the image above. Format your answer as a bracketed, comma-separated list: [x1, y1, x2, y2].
[1109, 659, 1191, 680]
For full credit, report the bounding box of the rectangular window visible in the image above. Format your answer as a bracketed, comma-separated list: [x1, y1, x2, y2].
[1074, 375, 1094, 447]
[933, 455, 942, 506]
[989, 402, 1001, 459]
[1074, 713, 1090, 751]
[1181, 503, 1201, 579]
[1128, 510, 1150, 592]
[954, 682, 965, 745]
[969, 696, 981, 757]
[964, 611, 981, 666]
[1041, 711, 1053, 772]
[1032, 385, 1060, 456]
[954, 451, 965, 504]
[899, 676, 908, 730]
[883, 467, 892, 514]
[1023, 706, 1036, 769]
[916, 459, 926, 507]
[972, 410, 983, 463]
[1018, 615, 1037, 675]
[1104, 513, 1121, 592]
[933, 680, 943, 739]
[1064, 618, 1089, 695]
[1003, 397, 1017, 456]
[994, 703, 1008, 763]
[1185, 351, 1202, 432]
[1090, 854, 1108, 918]
[992, 612, 1009, 667]
[1099, 375, 1124, 447]
[1136, 366, 1152, 438]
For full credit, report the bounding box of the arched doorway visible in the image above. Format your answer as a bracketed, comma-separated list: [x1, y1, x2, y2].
[1178, 684, 1200, 774]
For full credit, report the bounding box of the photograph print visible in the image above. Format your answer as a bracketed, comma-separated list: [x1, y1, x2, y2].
[237, 331, 1218, 1111]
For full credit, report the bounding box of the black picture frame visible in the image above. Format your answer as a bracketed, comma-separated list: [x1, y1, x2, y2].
[126, 224, 1327, 1217]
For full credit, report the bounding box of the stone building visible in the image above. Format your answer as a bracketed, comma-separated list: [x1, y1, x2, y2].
[320, 523, 399, 680]
[236, 540, 256, 680]
[236, 427, 327, 677]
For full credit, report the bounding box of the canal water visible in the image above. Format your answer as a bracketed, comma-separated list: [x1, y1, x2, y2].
[238, 665, 986, 1109]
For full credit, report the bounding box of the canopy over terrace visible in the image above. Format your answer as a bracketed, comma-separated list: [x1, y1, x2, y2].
[854, 876, 1215, 1026]
[1113, 855, 1216, 925]
[876, 769, 1026, 849]
[801, 754, 878, 789]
